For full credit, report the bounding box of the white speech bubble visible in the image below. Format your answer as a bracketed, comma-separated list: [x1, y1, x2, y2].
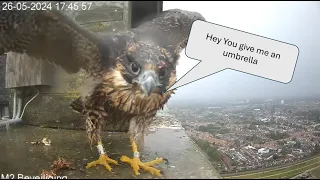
[167, 20, 299, 91]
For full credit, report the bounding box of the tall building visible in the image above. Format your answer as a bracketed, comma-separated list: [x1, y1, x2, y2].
[280, 100, 285, 104]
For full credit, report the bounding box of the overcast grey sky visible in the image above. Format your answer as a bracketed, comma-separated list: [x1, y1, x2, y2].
[163, 1, 320, 102]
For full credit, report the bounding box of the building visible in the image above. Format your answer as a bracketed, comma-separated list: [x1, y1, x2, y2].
[258, 148, 270, 154]
[0, 55, 9, 118]
[221, 152, 234, 171]
[245, 145, 256, 150]
[281, 100, 285, 104]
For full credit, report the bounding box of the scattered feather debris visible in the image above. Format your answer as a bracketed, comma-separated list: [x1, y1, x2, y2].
[42, 137, 51, 146]
[30, 140, 42, 145]
[31, 137, 51, 146]
[41, 157, 74, 178]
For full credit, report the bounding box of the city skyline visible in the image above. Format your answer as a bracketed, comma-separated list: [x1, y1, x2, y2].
[163, 2, 320, 102]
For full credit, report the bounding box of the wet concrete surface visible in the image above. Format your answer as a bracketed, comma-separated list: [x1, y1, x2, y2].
[0, 122, 221, 179]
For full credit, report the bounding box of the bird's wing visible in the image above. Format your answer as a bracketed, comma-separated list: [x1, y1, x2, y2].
[132, 9, 206, 64]
[0, 10, 105, 74]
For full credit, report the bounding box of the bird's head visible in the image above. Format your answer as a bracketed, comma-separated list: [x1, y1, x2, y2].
[117, 42, 177, 96]
[102, 41, 176, 114]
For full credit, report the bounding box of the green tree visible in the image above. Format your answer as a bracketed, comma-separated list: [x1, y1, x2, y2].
[277, 141, 285, 146]
[207, 124, 215, 129]
[280, 147, 291, 155]
[206, 146, 221, 161]
[293, 141, 301, 149]
[268, 131, 289, 140]
[248, 124, 257, 130]
[314, 144, 320, 153]
[273, 154, 280, 160]
[199, 125, 207, 132]
[191, 137, 221, 162]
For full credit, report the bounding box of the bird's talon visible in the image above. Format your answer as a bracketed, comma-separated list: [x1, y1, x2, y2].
[163, 158, 169, 165]
[120, 155, 164, 177]
[86, 154, 118, 172]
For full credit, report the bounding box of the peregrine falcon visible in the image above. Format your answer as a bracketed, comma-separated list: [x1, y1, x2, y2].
[0, 9, 205, 176]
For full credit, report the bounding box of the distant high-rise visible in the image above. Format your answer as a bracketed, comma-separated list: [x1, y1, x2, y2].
[280, 100, 285, 104]
[246, 99, 250, 104]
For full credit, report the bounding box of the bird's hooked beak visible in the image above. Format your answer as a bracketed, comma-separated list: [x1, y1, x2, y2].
[138, 70, 161, 96]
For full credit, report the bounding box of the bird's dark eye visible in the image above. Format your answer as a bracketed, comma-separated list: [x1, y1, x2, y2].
[130, 61, 140, 75]
[159, 67, 168, 79]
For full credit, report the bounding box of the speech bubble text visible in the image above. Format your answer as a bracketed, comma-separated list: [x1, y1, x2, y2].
[168, 20, 299, 90]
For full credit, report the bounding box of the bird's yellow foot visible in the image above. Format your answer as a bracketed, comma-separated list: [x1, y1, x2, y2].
[120, 155, 165, 176]
[86, 141, 118, 172]
[86, 154, 118, 172]
[120, 136, 167, 176]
